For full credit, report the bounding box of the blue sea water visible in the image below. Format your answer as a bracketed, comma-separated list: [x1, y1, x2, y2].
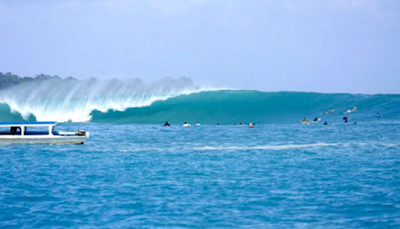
[1, 122, 400, 228]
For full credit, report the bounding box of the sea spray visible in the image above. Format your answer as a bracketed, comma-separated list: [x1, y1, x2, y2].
[0, 77, 210, 122]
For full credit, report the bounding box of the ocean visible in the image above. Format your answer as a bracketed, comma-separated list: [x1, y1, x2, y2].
[1, 84, 400, 227]
[1, 122, 400, 228]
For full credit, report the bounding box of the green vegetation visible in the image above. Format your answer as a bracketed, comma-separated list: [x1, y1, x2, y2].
[0, 72, 76, 90]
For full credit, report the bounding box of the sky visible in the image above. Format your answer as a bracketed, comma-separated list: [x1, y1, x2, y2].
[0, 0, 399, 94]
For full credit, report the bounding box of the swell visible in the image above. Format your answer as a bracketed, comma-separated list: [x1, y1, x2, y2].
[90, 90, 400, 124]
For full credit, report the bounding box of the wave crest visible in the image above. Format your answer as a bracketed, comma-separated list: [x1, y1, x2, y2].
[0, 77, 210, 122]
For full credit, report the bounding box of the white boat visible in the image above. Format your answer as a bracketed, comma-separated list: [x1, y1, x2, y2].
[0, 122, 89, 145]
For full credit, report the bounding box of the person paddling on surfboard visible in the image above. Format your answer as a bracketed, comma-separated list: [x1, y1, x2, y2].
[345, 107, 358, 114]
[326, 109, 334, 115]
[301, 118, 310, 124]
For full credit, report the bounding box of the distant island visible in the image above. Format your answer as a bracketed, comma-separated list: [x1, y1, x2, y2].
[0, 72, 76, 90]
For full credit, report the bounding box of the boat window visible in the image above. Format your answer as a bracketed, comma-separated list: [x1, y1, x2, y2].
[52, 126, 58, 135]
[24, 126, 50, 135]
[0, 126, 22, 135]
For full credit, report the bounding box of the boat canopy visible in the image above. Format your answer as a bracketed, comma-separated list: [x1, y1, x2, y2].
[0, 122, 57, 127]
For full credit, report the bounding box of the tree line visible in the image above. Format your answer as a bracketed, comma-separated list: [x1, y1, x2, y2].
[0, 72, 76, 90]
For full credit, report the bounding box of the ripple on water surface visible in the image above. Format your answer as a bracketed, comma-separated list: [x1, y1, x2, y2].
[0, 123, 400, 227]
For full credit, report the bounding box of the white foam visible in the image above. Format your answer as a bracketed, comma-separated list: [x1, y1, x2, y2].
[99, 142, 400, 153]
[194, 142, 339, 151]
[0, 77, 217, 122]
[194, 142, 400, 151]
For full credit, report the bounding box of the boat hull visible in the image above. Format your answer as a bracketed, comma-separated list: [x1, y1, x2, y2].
[0, 136, 88, 145]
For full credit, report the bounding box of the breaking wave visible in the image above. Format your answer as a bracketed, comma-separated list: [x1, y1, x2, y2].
[0, 78, 399, 124]
[0, 77, 211, 122]
[89, 90, 400, 124]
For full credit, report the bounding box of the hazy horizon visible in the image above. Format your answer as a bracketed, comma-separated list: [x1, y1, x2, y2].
[1, 0, 399, 94]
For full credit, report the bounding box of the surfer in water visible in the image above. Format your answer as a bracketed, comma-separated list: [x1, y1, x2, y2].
[301, 118, 310, 124]
[345, 107, 358, 114]
[376, 113, 381, 119]
[323, 121, 328, 125]
[196, 122, 201, 126]
[249, 123, 254, 128]
[164, 121, 170, 126]
[343, 116, 348, 123]
[313, 117, 319, 122]
[326, 109, 334, 115]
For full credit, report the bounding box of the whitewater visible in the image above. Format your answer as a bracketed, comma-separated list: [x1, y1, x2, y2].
[0, 77, 212, 122]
